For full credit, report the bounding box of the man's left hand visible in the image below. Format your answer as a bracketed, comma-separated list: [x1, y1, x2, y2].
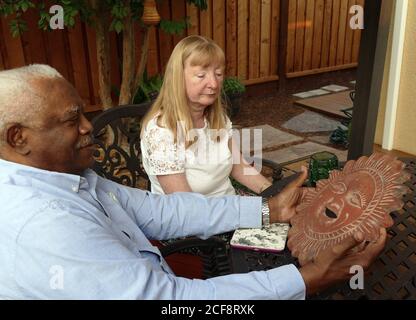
[268, 166, 308, 223]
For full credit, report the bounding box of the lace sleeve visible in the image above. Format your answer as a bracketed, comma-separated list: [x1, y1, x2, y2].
[141, 126, 185, 175]
[225, 115, 233, 138]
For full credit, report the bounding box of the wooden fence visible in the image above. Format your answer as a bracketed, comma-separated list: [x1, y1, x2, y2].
[0, 0, 363, 111]
[286, 0, 364, 78]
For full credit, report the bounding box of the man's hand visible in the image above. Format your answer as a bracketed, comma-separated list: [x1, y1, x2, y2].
[299, 229, 387, 296]
[268, 166, 308, 223]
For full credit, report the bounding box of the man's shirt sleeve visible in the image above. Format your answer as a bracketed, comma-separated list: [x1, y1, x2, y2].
[110, 179, 262, 240]
[14, 206, 305, 300]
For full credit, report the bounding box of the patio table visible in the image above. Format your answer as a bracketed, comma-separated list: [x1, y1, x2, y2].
[230, 157, 416, 300]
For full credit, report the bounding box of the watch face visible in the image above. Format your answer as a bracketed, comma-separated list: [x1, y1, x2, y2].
[287, 153, 410, 265]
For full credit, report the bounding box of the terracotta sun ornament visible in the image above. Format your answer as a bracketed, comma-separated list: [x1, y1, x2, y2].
[287, 153, 410, 264]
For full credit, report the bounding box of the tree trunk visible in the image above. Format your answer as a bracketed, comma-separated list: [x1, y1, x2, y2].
[90, 0, 113, 109]
[133, 26, 150, 99]
[118, 4, 136, 105]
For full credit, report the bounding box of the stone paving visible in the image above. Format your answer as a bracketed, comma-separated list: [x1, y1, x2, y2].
[282, 110, 343, 133]
[308, 134, 332, 145]
[238, 124, 303, 152]
[240, 110, 348, 174]
[262, 142, 347, 166]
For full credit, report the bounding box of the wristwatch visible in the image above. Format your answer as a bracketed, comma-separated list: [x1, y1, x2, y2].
[261, 197, 270, 228]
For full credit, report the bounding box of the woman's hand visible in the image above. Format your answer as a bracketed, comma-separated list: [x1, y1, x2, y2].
[268, 166, 308, 223]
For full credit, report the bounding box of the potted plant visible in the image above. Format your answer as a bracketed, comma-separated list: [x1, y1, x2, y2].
[133, 73, 163, 104]
[222, 77, 246, 118]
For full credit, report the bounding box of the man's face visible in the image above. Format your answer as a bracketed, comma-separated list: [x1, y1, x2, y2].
[24, 77, 95, 175]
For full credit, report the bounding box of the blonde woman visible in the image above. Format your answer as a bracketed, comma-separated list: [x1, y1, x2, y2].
[141, 35, 273, 197]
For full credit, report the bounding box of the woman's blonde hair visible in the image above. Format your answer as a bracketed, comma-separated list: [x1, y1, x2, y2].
[141, 35, 228, 148]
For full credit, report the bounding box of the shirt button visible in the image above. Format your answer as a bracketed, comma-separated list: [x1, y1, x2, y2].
[108, 192, 118, 203]
[71, 186, 78, 192]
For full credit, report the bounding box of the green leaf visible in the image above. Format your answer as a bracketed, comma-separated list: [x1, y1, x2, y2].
[110, 19, 124, 33]
[159, 18, 188, 35]
[9, 18, 27, 37]
[14, 0, 35, 12]
[186, 0, 208, 10]
[223, 77, 246, 96]
[38, 10, 51, 30]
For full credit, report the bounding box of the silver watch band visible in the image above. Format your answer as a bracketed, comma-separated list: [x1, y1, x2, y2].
[261, 197, 270, 227]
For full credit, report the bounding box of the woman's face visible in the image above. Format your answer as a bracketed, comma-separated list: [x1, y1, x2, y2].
[183, 57, 224, 112]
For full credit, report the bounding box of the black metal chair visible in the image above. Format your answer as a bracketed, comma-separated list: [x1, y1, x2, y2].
[91, 102, 285, 279]
[91, 102, 232, 278]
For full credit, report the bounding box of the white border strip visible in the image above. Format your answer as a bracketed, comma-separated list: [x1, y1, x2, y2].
[382, 0, 408, 150]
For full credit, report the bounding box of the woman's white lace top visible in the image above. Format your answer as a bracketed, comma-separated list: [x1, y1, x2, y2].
[141, 115, 236, 196]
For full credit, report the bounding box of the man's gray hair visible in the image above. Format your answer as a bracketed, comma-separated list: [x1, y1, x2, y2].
[0, 64, 63, 145]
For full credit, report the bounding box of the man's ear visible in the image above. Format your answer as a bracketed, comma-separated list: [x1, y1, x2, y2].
[6, 124, 30, 155]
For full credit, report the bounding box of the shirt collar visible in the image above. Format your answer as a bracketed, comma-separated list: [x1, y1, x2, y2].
[0, 158, 88, 192]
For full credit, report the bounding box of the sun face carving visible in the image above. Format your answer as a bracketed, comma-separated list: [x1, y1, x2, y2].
[287, 153, 410, 264]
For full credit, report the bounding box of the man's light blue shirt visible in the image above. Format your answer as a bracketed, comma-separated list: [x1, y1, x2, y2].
[0, 159, 305, 299]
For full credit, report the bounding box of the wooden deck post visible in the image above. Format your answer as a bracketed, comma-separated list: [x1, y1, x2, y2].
[348, 0, 394, 159]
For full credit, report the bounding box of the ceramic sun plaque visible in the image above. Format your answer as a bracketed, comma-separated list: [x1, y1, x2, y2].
[287, 153, 410, 264]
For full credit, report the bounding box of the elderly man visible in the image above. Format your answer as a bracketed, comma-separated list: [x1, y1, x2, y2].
[0, 65, 385, 299]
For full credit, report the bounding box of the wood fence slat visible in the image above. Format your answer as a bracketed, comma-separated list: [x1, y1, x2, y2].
[200, 0, 213, 39]
[343, 0, 355, 64]
[244, 74, 278, 85]
[294, 0, 306, 72]
[302, 0, 315, 70]
[270, 0, 280, 76]
[80, 22, 97, 108]
[186, 2, 199, 36]
[67, 17, 91, 102]
[158, 0, 173, 72]
[351, 27, 362, 63]
[1, 17, 26, 68]
[134, 21, 143, 78]
[237, 0, 248, 79]
[260, 0, 272, 78]
[248, 0, 261, 78]
[329, 0, 341, 66]
[171, 0, 187, 46]
[351, 0, 364, 62]
[85, 25, 100, 105]
[0, 54, 4, 70]
[226, 0, 237, 76]
[286, 0, 297, 73]
[311, 0, 324, 69]
[320, 0, 333, 68]
[336, 0, 348, 65]
[213, 0, 225, 51]
[0, 15, 9, 70]
[109, 32, 121, 90]
[20, 11, 48, 66]
[147, 26, 159, 76]
[63, 30, 76, 85]
[44, 29, 71, 80]
[0, 43, 4, 70]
